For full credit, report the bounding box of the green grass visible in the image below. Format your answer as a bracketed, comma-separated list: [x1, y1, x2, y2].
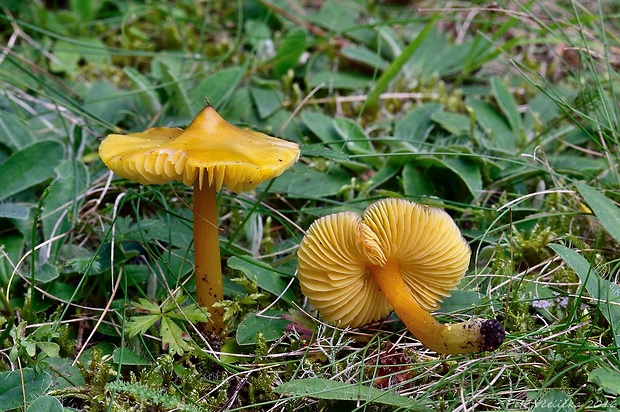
[1, 0, 620, 410]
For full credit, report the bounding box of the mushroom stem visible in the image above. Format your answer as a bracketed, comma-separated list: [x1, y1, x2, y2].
[370, 261, 504, 355]
[193, 182, 225, 335]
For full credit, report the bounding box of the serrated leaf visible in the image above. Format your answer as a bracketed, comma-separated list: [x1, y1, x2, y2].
[274, 378, 430, 410]
[160, 317, 192, 356]
[0, 140, 64, 201]
[167, 304, 209, 324]
[575, 181, 620, 244]
[125, 314, 160, 338]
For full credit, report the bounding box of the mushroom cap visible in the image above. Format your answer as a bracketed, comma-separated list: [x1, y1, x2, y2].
[297, 198, 471, 327]
[98, 105, 301, 193]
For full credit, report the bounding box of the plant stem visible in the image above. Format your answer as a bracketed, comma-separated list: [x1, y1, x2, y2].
[193, 182, 225, 335]
[369, 260, 504, 355]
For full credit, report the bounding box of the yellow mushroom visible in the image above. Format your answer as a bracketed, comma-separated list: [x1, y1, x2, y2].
[297, 198, 504, 355]
[99, 104, 300, 335]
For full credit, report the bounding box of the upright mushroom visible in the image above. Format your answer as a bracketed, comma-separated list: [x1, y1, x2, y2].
[99, 104, 300, 335]
[297, 198, 504, 355]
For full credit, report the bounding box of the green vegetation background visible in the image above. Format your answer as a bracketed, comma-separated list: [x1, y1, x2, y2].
[1, 0, 620, 410]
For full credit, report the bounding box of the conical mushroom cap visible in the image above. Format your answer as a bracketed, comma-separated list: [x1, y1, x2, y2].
[98, 105, 300, 193]
[297, 198, 471, 327]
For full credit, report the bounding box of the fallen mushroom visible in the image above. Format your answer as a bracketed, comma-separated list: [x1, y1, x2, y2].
[297, 198, 505, 355]
[99, 104, 300, 335]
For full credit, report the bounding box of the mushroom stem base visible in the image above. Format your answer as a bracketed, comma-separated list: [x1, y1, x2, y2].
[369, 261, 504, 355]
[194, 183, 225, 335]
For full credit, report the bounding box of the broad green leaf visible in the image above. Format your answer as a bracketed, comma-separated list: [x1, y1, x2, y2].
[395, 103, 443, 143]
[46, 357, 86, 390]
[43, 160, 89, 259]
[549, 244, 620, 346]
[301, 111, 342, 147]
[269, 164, 351, 198]
[0, 232, 22, 285]
[588, 367, 620, 395]
[441, 157, 482, 197]
[0, 368, 52, 412]
[467, 98, 516, 151]
[191, 67, 244, 110]
[37, 342, 60, 358]
[0, 140, 64, 201]
[273, 28, 307, 78]
[158, 60, 192, 117]
[402, 163, 435, 198]
[50, 38, 110, 74]
[333, 117, 381, 168]
[70, 0, 98, 20]
[431, 111, 470, 136]
[244, 19, 271, 50]
[274, 378, 430, 410]
[34, 262, 59, 284]
[366, 164, 400, 192]
[227, 256, 296, 305]
[84, 81, 132, 125]
[124, 67, 162, 114]
[532, 390, 575, 412]
[0, 203, 29, 220]
[0, 111, 35, 150]
[49, 40, 81, 74]
[249, 86, 283, 119]
[307, 71, 373, 90]
[341, 46, 389, 70]
[160, 317, 192, 356]
[26, 395, 63, 412]
[236, 311, 291, 345]
[440, 290, 483, 314]
[301, 144, 350, 161]
[491, 77, 523, 135]
[575, 181, 620, 244]
[113, 347, 152, 366]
